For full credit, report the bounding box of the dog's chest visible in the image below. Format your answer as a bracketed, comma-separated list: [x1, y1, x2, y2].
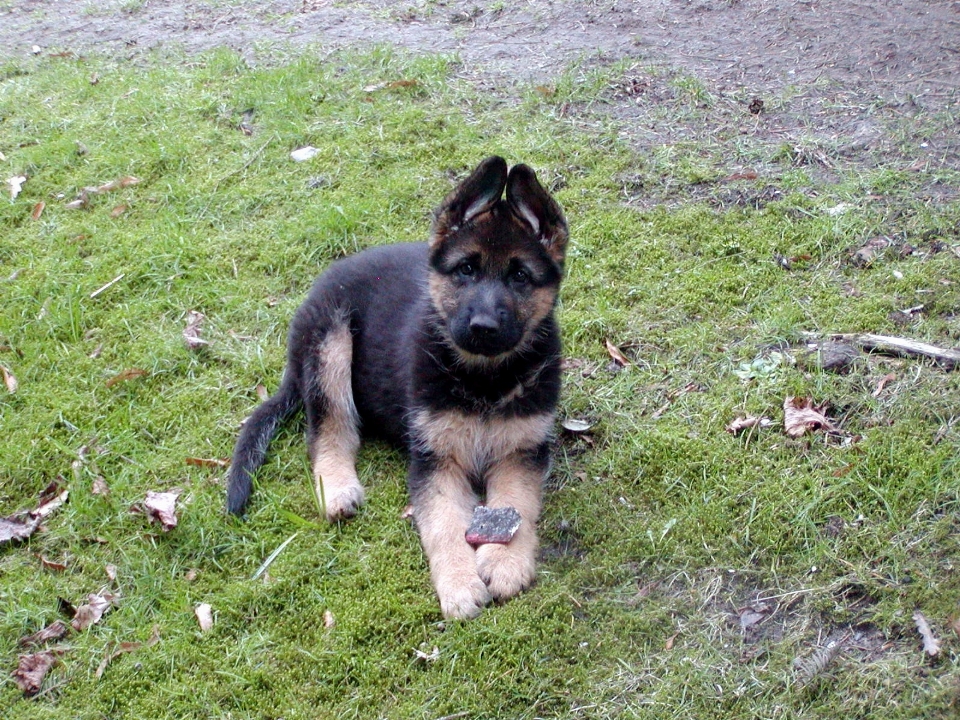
[411, 409, 553, 474]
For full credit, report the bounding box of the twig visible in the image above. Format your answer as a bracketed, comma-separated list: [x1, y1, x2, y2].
[802, 331, 960, 368]
[90, 273, 125, 298]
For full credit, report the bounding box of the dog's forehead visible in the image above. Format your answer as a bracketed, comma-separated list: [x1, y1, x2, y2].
[460, 211, 541, 262]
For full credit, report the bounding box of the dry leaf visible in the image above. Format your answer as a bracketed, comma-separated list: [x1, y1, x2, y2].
[1, 363, 17, 393]
[18, 620, 69, 648]
[323, 609, 336, 629]
[851, 236, 891, 267]
[105, 367, 148, 388]
[664, 632, 678, 650]
[92, 476, 110, 496]
[255, 384, 269, 401]
[109, 204, 128, 218]
[105, 564, 118, 582]
[195, 603, 214, 632]
[913, 610, 941, 658]
[38, 555, 68, 572]
[71, 592, 117, 631]
[95, 640, 142, 678]
[7, 175, 26, 199]
[783, 396, 836, 438]
[34, 482, 68, 519]
[725, 416, 773, 435]
[184, 568, 198, 582]
[13, 650, 64, 696]
[64, 189, 90, 210]
[604, 339, 631, 367]
[185, 457, 229, 468]
[413, 646, 440, 662]
[31, 201, 45, 220]
[561, 417, 594, 433]
[182, 310, 210, 350]
[142, 488, 182, 531]
[871, 372, 897, 397]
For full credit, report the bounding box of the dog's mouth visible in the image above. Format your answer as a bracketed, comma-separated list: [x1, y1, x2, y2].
[449, 313, 523, 358]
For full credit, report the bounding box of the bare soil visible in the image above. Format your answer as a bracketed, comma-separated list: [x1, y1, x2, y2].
[3, 0, 959, 188]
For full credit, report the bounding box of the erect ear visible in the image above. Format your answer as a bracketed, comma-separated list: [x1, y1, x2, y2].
[506, 163, 569, 267]
[430, 156, 508, 248]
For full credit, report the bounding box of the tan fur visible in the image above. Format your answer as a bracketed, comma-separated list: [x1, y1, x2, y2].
[413, 462, 490, 619]
[475, 453, 544, 599]
[310, 324, 364, 521]
[412, 410, 554, 476]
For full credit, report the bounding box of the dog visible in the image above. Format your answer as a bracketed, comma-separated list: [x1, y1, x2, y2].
[226, 156, 568, 619]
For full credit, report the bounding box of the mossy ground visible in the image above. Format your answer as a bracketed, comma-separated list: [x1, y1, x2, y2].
[1, 47, 958, 719]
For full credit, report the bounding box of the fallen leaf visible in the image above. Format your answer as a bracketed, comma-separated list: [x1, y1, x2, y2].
[1, 364, 17, 393]
[141, 488, 182, 531]
[71, 592, 117, 631]
[604, 339, 631, 367]
[182, 310, 210, 350]
[290, 146, 319, 162]
[18, 620, 69, 648]
[31, 201, 45, 220]
[95, 640, 142, 679]
[105, 564, 118, 582]
[195, 603, 213, 632]
[64, 190, 90, 210]
[32, 486, 68, 521]
[109, 204, 127, 218]
[0, 515, 41, 545]
[561, 417, 594, 433]
[13, 650, 64, 696]
[38, 555, 68, 572]
[92, 476, 110, 496]
[323, 609, 336, 629]
[664, 632, 679, 650]
[255, 383, 269, 401]
[725, 416, 773, 434]
[871, 372, 897, 397]
[7, 175, 26, 199]
[851, 236, 891, 267]
[413, 646, 440, 662]
[913, 610, 941, 658]
[739, 608, 766, 630]
[105, 367, 148, 388]
[147, 624, 161, 646]
[185, 456, 229, 468]
[783, 396, 836, 438]
[95, 176, 141, 193]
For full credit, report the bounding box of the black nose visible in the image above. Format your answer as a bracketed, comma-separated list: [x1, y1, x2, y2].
[469, 312, 500, 335]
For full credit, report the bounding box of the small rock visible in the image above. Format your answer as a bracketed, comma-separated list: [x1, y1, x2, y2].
[465, 506, 521, 545]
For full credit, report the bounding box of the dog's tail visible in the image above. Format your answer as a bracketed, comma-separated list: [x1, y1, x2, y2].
[227, 376, 302, 515]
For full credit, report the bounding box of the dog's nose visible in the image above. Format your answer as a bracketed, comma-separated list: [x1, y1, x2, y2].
[469, 312, 500, 335]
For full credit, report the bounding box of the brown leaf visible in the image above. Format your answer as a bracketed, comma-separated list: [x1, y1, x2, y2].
[182, 310, 210, 349]
[18, 620, 69, 648]
[38, 555, 68, 572]
[783, 396, 836, 438]
[89, 342, 104, 359]
[664, 632, 679, 650]
[105, 564, 118, 582]
[31, 201, 45, 220]
[92, 476, 110, 496]
[255, 383, 269, 401]
[1, 363, 17, 393]
[32, 487, 68, 521]
[0, 515, 40, 544]
[604, 339, 631, 367]
[194, 603, 214, 632]
[323, 609, 336, 629]
[185, 456, 229, 468]
[71, 592, 117, 631]
[95, 640, 142, 679]
[871, 372, 897, 397]
[105, 368, 148, 388]
[13, 650, 64, 696]
[725, 416, 772, 435]
[851, 236, 891, 267]
[109, 204, 128, 218]
[96, 176, 141, 193]
[142, 488, 182, 531]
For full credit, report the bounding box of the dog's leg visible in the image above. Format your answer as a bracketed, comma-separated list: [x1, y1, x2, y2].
[410, 456, 491, 620]
[305, 323, 364, 521]
[474, 445, 548, 600]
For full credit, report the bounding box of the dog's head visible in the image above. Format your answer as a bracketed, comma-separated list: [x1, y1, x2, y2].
[428, 156, 568, 362]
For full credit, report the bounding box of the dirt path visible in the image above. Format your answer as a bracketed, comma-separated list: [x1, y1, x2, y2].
[3, 1, 958, 185]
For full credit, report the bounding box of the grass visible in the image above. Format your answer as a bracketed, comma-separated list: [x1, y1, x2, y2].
[1, 45, 959, 719]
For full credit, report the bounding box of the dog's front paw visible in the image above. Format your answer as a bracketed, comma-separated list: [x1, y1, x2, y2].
[475, 543, 537, 601]
[323, 483, 365, 522]
[435, 571, 491, 620]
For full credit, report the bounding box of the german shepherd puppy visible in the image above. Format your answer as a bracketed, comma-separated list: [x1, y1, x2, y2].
[227, 156, 568, 619]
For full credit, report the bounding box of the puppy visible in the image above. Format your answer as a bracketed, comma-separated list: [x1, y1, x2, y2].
[227, 156, 568, 619]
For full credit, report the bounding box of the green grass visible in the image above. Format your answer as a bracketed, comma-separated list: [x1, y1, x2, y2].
[2, 47, 959, 719]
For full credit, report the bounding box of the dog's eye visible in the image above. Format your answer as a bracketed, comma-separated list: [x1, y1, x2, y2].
[511, 268, 530, 284]
[456, 261, 476, 277]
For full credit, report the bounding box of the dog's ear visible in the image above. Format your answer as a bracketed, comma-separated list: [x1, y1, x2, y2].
[506, 164, 569, 266]
[431, 156, 508, 247]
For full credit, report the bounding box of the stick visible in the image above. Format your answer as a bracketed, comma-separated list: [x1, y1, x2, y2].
[90, 273, 125, 298]
[802, 332, 960, 368]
